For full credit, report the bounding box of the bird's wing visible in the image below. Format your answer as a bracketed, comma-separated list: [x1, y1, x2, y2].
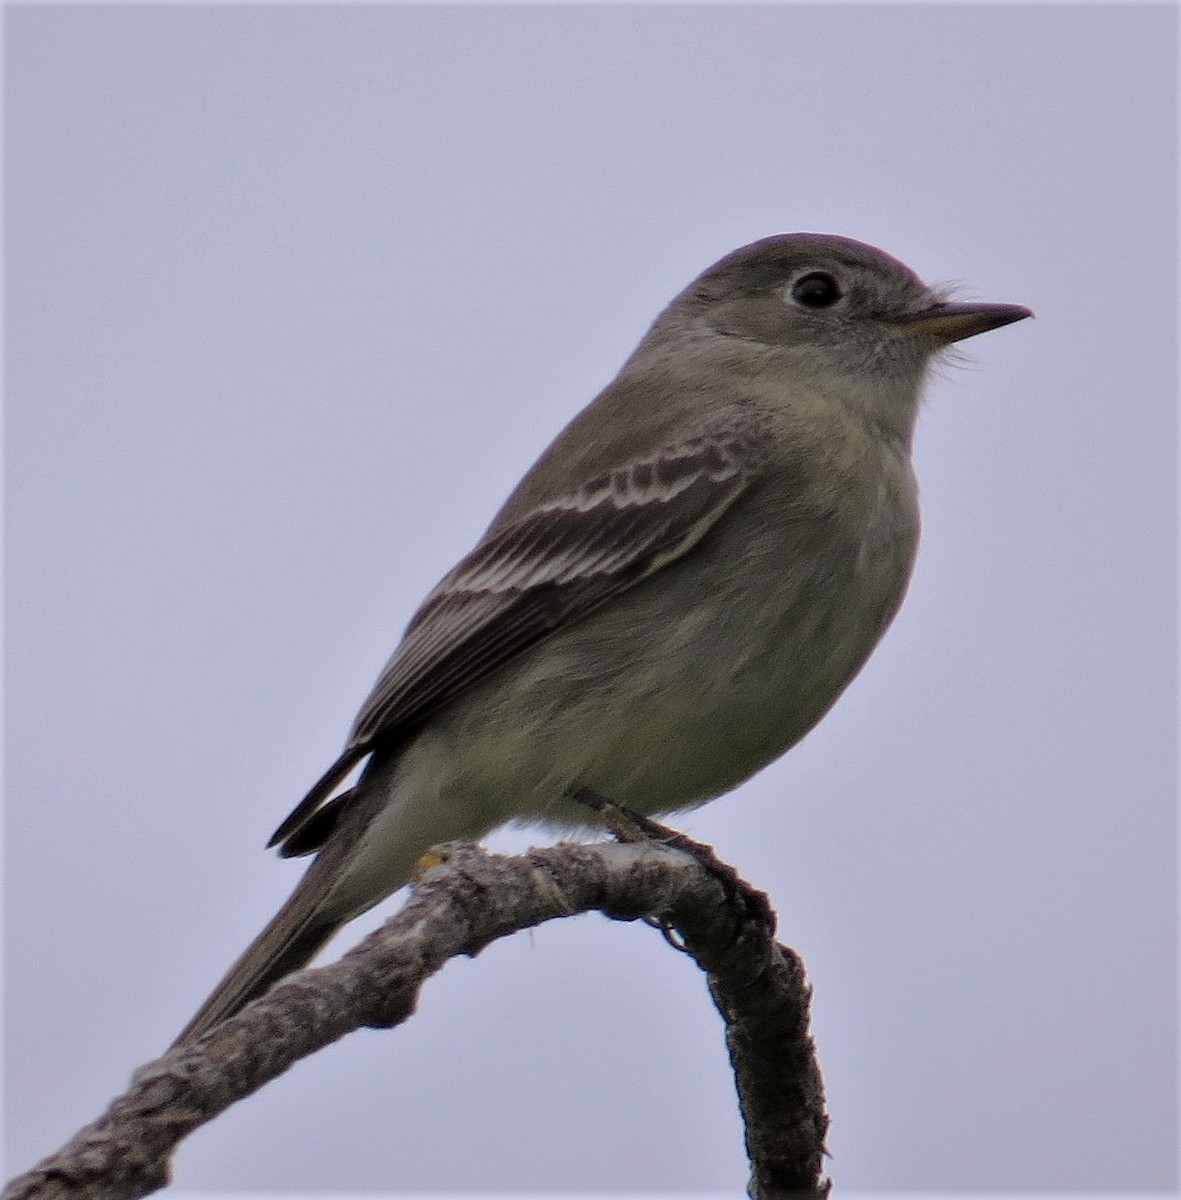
[270, 419, 768, 854]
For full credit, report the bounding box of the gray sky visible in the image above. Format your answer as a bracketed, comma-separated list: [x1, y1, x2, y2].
[4, 3, 1176, 1196]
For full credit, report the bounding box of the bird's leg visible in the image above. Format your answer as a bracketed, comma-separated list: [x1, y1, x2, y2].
[564, 786, 776, 938]
[565, 785, 674, 843]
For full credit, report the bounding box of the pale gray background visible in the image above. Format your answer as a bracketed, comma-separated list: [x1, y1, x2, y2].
[4, 3, 1176, 1195]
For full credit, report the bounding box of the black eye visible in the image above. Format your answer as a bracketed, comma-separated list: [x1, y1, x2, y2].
[790, 271, 842, 309]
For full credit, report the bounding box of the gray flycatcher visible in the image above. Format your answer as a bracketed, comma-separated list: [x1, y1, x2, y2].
[175, 233, 1031, 1044]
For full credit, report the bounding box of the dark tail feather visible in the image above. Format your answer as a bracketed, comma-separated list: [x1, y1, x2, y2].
[268, 745, 368, 850]
[172, 893, 343, 1047]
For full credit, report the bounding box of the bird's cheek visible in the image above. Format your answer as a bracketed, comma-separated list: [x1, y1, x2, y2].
[711, 296, 801, 347]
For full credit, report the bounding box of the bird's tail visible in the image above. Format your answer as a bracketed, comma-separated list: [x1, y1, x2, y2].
[173, 763, 439, 1046]
[171, 871, 345, 1047]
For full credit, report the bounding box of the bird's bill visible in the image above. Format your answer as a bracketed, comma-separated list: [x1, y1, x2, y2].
[894, 301, 1033, 343]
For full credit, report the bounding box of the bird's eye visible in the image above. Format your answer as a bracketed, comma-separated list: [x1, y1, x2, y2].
[790, 272, 842, 309]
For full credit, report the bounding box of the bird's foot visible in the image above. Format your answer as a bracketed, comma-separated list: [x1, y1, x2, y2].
[565, 786, 776, 939]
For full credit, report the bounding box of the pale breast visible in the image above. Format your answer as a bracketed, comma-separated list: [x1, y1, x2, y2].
[410, 437, 920, 825]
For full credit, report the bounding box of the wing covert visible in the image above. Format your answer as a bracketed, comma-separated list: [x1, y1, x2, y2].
[269, 420, 768, 853]
[349, 425, 765, 745]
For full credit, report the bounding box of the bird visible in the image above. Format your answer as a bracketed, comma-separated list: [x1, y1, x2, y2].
[174, 233, 1031, 1044]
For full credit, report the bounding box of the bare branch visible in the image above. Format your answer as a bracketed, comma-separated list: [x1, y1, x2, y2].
[4, 835, 829, 1200]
